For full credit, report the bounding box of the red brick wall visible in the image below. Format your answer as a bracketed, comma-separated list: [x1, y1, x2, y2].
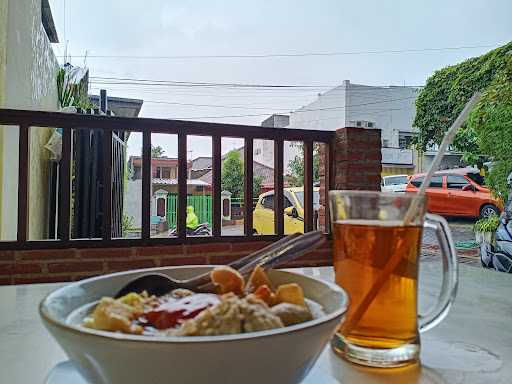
[334, 127, 382, 190]
[0, 241, 333, 285]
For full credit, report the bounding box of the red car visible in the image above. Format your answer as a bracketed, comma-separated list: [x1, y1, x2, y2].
[405, 168, 503, 218]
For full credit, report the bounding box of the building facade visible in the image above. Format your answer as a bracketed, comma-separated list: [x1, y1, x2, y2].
[286, 80, 419, 176]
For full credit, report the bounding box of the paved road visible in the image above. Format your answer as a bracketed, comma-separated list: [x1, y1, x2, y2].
[421, 217, 480, 267]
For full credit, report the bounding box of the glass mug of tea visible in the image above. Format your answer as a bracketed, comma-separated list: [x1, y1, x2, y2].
[329, 191, 458, 367]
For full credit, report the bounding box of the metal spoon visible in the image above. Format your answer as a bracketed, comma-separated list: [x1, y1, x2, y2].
[114, 231, 323, 298]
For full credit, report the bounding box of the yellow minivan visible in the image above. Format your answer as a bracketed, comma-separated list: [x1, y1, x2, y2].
[253, 187, 320, 235]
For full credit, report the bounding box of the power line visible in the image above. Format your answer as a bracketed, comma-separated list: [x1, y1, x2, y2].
[181, 105, 416, 122]
[90, 76, 423, 92]
[132, 95, 416, 113]
[88, 87, 319, 98]
[170, 106, 414, 121]
[63, 44, 498, 60]
[140, 97, 417, 120]
[90, 77, 331, 89]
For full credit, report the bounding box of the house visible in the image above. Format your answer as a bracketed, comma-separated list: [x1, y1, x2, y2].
[126, 156, 210, 227]
[190, 148, 276, 193]
[281, 80, 419, 176]
[89, 95, 143, 118]
[0, 0, 60, 240]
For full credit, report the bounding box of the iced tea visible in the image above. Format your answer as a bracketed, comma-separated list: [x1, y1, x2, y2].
[333, 220, 422, 349]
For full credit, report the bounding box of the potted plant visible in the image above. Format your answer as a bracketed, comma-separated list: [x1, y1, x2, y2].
[473, 214, 500, 244]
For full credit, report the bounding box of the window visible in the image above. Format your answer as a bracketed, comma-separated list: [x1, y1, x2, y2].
[399, 134, 414, 149]
[429, 176, 443, 188]
[294, 191, 320, 209]
[447, 175, 469, 189]
[466, 172, 485, 186]
[411, 176, 424, 188]
[382, 139, 389, 148]
[411, 176, 443, 188]
[262, 195, 274, 210]
[384, 176, 408, 186]
[162, 167, 171, 178]
[284, 196, 294, 208]
[367, 122, 374, 128]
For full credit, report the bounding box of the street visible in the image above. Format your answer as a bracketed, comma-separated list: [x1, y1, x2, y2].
[421, 217, 479, 267]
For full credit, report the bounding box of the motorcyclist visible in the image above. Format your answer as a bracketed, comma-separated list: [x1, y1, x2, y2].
[186, 206, 199, 230]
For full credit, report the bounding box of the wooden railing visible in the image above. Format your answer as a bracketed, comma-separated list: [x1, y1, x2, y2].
[0, 108, 335, 250]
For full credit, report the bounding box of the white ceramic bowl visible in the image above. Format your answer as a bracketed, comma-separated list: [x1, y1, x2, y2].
[40, 266, 348, 384]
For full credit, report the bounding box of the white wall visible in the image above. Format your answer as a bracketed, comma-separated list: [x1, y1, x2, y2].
[0, 0, 59, 239]
[288, 83, 347, 131]
[288, 81, 418, 146]
[286, 80, 419, 171]
[125, 180, 142, 228]
[345, 82, 418, 148]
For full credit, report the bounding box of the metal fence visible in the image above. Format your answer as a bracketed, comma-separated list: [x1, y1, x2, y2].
[167, 194, 213, 229]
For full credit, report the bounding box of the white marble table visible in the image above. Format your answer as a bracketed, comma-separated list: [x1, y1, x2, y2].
[0, 263, 510, 383]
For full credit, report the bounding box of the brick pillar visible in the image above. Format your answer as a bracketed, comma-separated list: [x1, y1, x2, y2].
[318, 144, 327, 232]
[334, 127, 382, 190]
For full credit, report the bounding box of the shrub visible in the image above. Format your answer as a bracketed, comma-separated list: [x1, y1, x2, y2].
[473, 214, 500, 233]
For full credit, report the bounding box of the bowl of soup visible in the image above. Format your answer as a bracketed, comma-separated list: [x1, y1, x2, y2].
[40, 265, 348, 384]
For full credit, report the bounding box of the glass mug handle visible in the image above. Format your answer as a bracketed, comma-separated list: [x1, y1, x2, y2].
[419, 213, 459, 333]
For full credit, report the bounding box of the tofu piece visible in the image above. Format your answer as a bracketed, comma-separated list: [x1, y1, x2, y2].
[84, 297, 143, 334]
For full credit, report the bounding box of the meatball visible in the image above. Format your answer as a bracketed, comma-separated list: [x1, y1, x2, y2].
[270, 303, 313, 326]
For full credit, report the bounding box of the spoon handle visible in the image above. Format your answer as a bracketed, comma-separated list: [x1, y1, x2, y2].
[198, 231, 324, 291]
[183, 233, 302, 287]
[239, 231, 324, 274]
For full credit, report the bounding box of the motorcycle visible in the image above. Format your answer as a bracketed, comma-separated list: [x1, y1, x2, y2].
[480, 172, 512, 273]
[168, 223, 212, 237]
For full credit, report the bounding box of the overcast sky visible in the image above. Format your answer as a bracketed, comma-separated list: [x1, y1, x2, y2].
[48, 0, 511, 158]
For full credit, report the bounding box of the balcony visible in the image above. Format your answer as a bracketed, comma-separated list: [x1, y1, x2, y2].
[0, 110, 383, 284]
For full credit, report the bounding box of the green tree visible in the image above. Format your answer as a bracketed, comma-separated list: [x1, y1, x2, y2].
[287, 142, 321, 187]
[221, 150, 266, 199]
[253, 174, 264, 198]
[413, 41, 512, 198]
[466, 59, 512, 199]
[151, 145, 165, 158]
[413, 41, 512, 153]
[221, 150, 244, 197]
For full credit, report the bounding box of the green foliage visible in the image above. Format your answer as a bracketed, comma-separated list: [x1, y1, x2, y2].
[57, 67, 92, 109]
[253, 174, 264, 198]
[413, 41, 512, 198]
[57, 68, 78, 108]
[220, 150, 265, 198]
[474, 214, 500, 233]
[286, 142, 321, 187]
[413, 41, 512, 152]
[151, 145, 165, 157]
[467, 54, 512, 199]
[221, 150, 244, 198]
[122, 214, 135, 236]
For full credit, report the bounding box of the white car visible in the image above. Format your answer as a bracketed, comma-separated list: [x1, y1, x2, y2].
[381, 174, 409, 193]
